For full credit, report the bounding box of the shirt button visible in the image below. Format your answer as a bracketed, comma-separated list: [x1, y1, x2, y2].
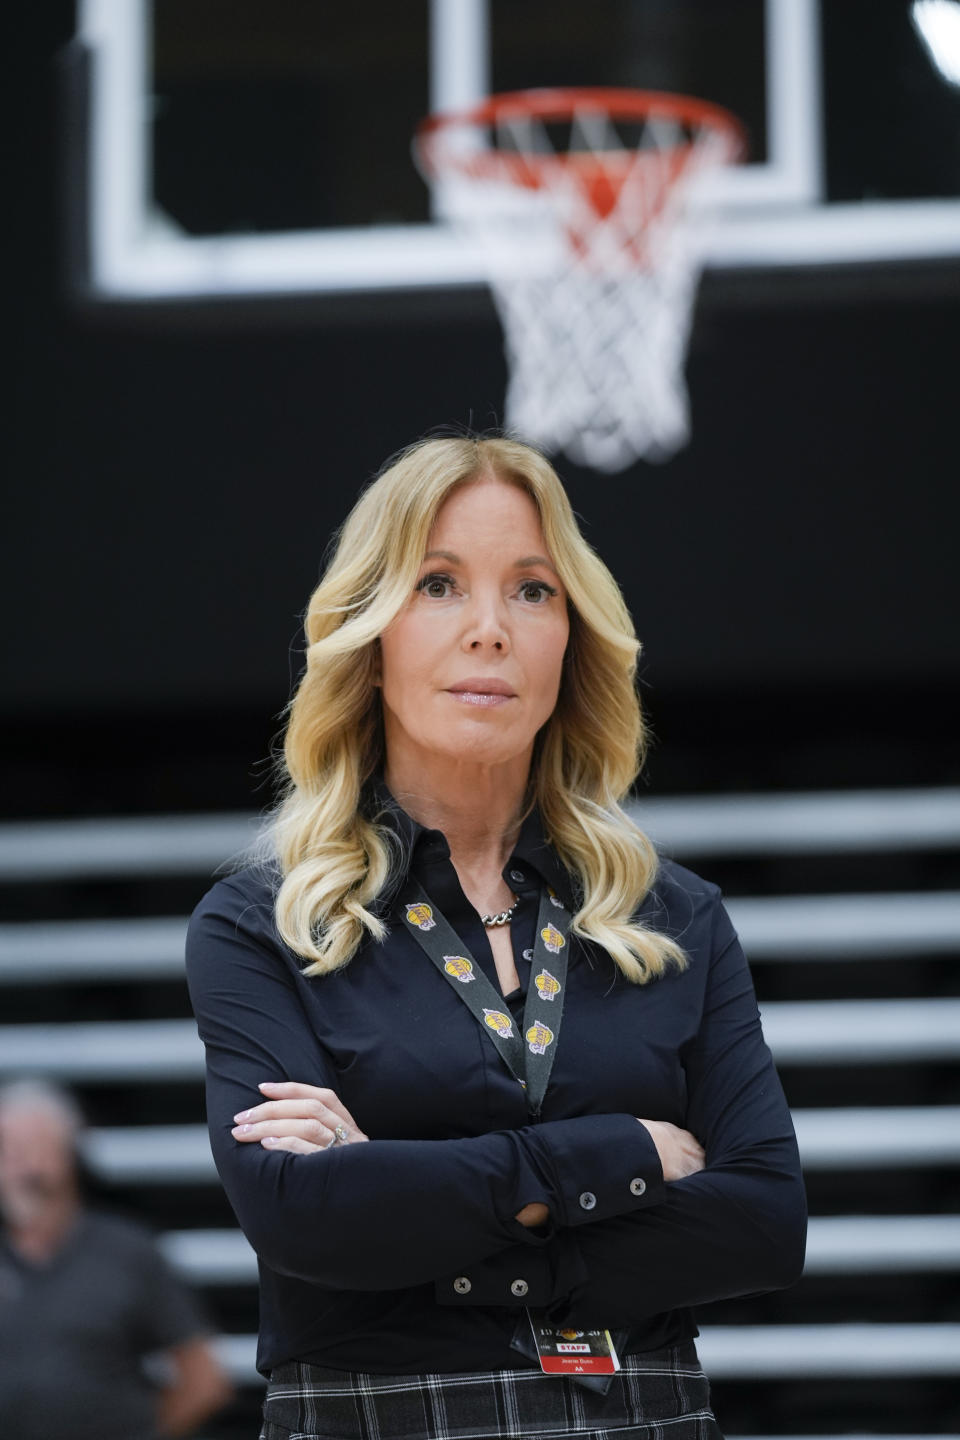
[510, 1278, 529, 1298]
[629, 1177, 647, 1197]
[453, 1276, 472, 1295]
[509, 869, 525, 883]
[578, 1191, 597, 1211]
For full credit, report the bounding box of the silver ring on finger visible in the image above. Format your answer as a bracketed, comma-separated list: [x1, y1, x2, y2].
[322, 1132, 338, 1149]
[334, 1123, 348, 1144]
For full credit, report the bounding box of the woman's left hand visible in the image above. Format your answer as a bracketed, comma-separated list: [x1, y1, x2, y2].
[231, 1080, 369, 1154]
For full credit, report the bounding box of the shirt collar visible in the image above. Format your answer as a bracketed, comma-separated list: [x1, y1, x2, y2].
[363, 775, 575, 915]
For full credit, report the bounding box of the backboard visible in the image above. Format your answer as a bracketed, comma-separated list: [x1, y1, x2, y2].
[76, 0, 960, 301]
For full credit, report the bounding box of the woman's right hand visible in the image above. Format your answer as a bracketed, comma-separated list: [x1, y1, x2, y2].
[231, 1081, 369, 1154]
[637, 1119, 705, 1180]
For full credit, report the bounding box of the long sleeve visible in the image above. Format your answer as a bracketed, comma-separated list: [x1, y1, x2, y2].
[185, 876, 667, 1295]
[438, 890, 807, 1321]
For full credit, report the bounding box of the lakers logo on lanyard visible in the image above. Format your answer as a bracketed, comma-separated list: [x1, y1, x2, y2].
[399, 884, 571, 1117]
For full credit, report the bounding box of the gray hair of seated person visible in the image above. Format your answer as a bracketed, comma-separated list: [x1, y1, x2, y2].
[0, 1077, 87, 1143]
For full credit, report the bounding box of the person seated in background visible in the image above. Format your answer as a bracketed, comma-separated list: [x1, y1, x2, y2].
[0, 1077, 233, 1440]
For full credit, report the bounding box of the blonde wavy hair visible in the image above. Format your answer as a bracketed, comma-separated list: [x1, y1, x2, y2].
[271, 435, 686, 984]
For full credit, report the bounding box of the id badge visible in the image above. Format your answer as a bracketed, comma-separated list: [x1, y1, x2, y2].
[527, 1312, 621, 1376]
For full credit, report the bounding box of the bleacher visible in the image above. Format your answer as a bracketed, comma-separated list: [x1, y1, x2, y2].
[1, 787, 958, 1438]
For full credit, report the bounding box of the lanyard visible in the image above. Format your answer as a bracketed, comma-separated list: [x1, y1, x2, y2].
[399, 883, 571, 1117]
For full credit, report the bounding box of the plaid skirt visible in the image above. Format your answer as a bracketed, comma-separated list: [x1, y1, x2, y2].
[258, 1343, 722, 1440]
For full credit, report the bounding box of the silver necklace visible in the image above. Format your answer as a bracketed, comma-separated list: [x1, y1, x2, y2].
[481, 895, 519, 927]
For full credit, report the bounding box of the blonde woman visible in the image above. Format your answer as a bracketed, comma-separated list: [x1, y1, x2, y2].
[186, 435, 806, 1440]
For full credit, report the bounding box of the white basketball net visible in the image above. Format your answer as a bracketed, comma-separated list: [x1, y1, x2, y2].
[418, 97, 739, 473]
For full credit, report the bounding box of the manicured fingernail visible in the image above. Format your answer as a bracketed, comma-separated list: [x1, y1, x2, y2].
[233, 1124, 253, 1135]
[259, 1082, 280, 1091]
[261, 1136, 279, 1145]
[234, 1110, 251, 1122]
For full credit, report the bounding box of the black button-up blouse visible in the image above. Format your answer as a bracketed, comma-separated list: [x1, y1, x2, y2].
[185, 784, 806, 1377]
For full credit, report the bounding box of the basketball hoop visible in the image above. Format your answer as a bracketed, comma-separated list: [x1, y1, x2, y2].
[415, 88, 745, 472]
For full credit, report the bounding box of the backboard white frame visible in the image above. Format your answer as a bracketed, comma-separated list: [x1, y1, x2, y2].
[78, 0, 960, 301]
